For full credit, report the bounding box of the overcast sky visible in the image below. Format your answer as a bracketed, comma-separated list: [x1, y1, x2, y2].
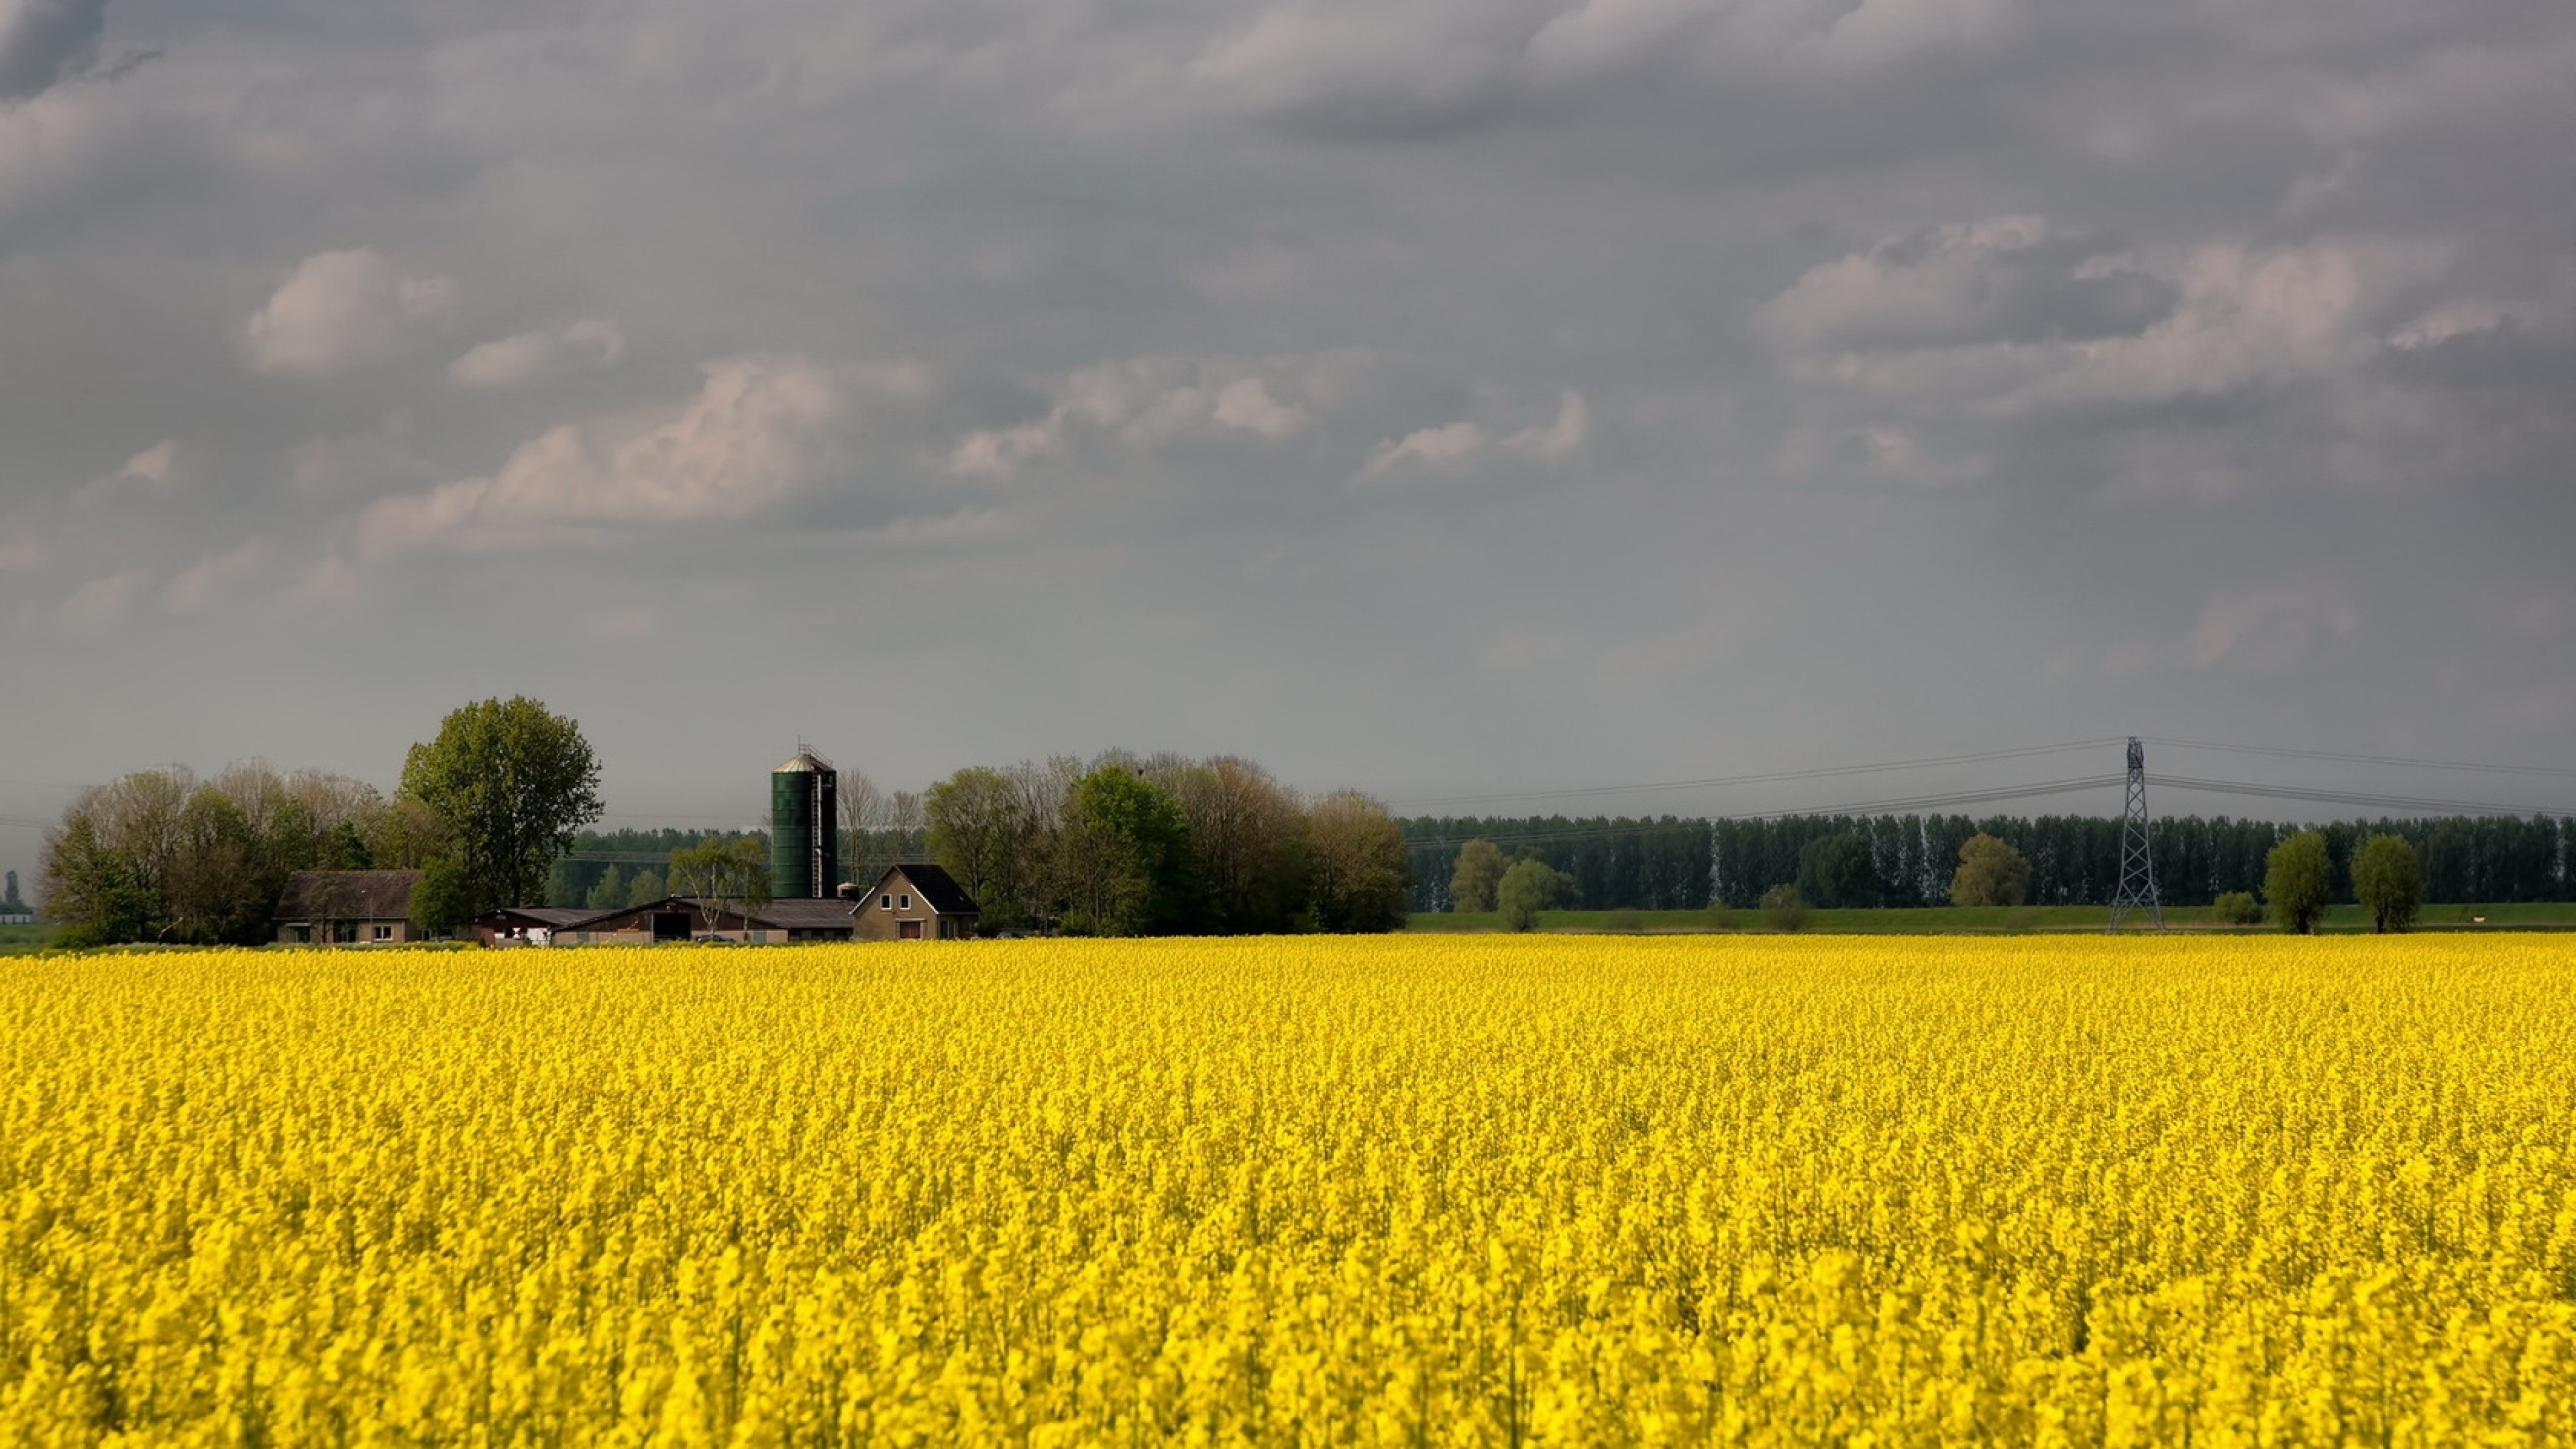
[4, 0, 2573, 879]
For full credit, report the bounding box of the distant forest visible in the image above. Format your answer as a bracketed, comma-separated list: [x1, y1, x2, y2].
[1401, 813, 2576, 913]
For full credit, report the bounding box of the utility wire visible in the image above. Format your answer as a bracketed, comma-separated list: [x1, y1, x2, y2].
[2147, 737, 2576, 780]
[1389, 739, 2123, 809]
[1400, 776, 2125, 849]
[2155, 775, 2573, 820]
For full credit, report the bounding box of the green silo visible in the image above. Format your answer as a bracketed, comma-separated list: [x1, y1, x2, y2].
[769, 749, 839, 900]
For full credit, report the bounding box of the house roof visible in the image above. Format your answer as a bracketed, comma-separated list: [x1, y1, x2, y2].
[276, 870, 421, 921]
[880, 861, 979, 914]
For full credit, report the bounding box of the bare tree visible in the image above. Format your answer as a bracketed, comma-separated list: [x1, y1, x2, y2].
[671, 837, 771, 940]
[840, 770, 889, 892]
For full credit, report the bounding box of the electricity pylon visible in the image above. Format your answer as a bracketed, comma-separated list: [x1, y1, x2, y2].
[2107, 736, 2163, 928]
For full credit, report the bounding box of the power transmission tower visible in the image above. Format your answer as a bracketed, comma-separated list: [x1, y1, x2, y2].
[2108, 736, 2163, 928]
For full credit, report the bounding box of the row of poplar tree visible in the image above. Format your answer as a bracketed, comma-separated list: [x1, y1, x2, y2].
[1402, 811, 2576, 912]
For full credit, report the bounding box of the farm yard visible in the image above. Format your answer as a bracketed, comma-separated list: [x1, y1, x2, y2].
[3, 936, 2573, 1444]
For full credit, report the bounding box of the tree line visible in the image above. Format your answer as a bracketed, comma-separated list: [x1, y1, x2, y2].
[920, 753, 1411, 935]
[1404, 811, 2576, 912]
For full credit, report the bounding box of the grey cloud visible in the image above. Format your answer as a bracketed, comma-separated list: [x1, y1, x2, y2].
[4, 0, 2576, 891]
[0, 0, 105, 101]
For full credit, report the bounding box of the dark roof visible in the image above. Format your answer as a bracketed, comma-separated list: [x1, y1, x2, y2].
[276, 870, 421, 921]
[576, 896, 863, 932]
[881, 861, 979, 914]
[475, 906, 602, 928]
[745, 898, 865, 930]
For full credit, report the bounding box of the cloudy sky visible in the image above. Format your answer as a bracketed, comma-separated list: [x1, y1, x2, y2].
[4, 0, 2573, 876]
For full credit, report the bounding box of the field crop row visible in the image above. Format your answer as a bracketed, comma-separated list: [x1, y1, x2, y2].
[3, 936, 2572, 1444]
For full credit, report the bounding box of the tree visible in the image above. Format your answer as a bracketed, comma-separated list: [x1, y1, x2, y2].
[840, 770, 893, 895]
[39, 812, 156, 947]
[1796, 832, 1880, 909]
[323, 818, 375, 871]
[1057, 766, 1197, 935]
[408, 858, 475, 938]
[1760, 883, 1811, 932]
[670, 837, 771, 938]
[1155, 756, 1312, 934]
[1304, 792, 1412, 932]
[1947, 832, 2031, 908]
[2212, 891, 2263, 926]
[164, 786, 268, 945]
[926, 766, 1039, 927]
[2265, 829, 2334, 934]
[366, 795, 457, 871]
[2351, 833, 2422, 934]
[585, 865, 628, 912]
[624, 868, 665, 907]
[399, 697, 604, 914]
[1450, 839, 1507, 914]
[1496, 857, 1574, 932]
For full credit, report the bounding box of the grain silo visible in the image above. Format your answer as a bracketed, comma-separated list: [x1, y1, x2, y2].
[769, 747, 840, 900]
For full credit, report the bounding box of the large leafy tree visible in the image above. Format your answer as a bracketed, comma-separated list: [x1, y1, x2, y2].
[1796, 831, 1880, 909]
[1057, 766, 1197, 936]
[1449, 839, 1507, 914]
[2351, 833, 2422, 934]
[400, 697, 603, 915]
[38, 812, 157, 947]
[2264, 830, 2335, 934]
[1496, 857, 1574, 932]
[1151, 755, 1311, 934]
[1947, 832, 2031, 908]
[1304, 792, 1413, 933]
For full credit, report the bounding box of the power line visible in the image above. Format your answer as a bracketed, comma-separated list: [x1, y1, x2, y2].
[1401, 775, 2125, 849]
[2156, 775, 2574, 820]
[1389, 739, 2123, 809]
[2147, 737, 2576, 781]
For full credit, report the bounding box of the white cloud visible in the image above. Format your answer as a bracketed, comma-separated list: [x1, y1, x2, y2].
[1356, 390, 1589, 483]
[1760, 219, 2453, 427]
[75, 440, 184, 504]
[160, 540, 272, 615]
[356, 354, 851, 553]
[446, 319, 626, 389]
[949, 351, 1374, 478]
[2180, 583, 2358, 673]
[244, 250, 458, 378]
[50, 567, 149, 631]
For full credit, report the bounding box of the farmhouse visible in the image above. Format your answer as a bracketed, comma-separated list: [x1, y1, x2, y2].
[843, 862, 980, 941]
[275, 869, 423, 944]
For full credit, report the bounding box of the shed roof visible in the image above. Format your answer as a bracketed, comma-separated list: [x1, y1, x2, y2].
[276, 870, 421, 921]
[475, 906, 603, 928]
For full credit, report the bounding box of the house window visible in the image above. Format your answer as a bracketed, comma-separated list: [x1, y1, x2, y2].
[900, 894, 911, 909]
[371, 924, 393, 941]
[880, 894, 892, 909]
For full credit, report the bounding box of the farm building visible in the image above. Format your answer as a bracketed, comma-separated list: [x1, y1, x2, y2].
[472, 906, 607, 947]
[275, 870, 423, 944]
[545, 896, 870, 945]
[843, 862, 980, 941]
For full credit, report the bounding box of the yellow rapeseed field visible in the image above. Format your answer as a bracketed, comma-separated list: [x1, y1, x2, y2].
[3, 936, 2573, 1446]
